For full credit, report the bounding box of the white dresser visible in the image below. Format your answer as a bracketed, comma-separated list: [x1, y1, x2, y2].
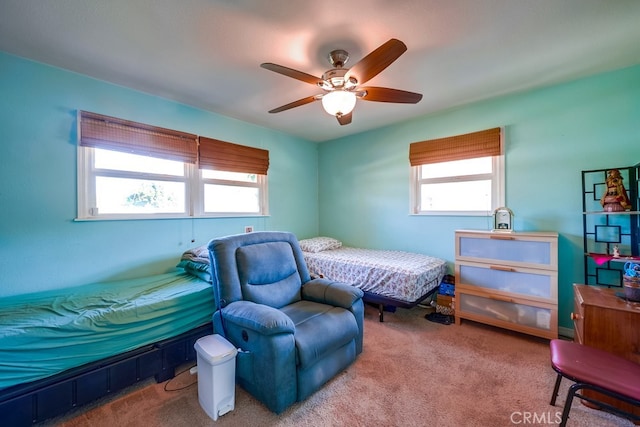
[454, 230, 558, 339]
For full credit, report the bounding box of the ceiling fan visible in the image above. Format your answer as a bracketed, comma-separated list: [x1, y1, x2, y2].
[260, 38, 423, 126]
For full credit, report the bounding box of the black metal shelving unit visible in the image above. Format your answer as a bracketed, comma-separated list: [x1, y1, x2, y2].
[582, 165, 640, 287]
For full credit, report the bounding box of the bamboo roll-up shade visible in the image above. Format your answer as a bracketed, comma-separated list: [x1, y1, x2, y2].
[199, 136, 269, 175]
[79, 111, 198, 163]
[409, 127, 502, 166]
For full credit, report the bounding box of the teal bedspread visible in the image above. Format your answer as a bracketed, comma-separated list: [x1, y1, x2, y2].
[0, 271, 214, 390]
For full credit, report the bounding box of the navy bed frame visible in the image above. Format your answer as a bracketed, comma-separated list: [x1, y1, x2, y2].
[364, 281, 439, 322]
[0, 323, 213, 426]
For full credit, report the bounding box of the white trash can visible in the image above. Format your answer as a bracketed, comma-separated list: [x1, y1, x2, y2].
[194, 334, 238, 421]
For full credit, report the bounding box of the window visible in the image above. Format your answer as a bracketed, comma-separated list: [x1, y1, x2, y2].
[201, 170, 263, 214]
[77, 111, 269, 220]
[409, 127, 504, 215]
[90, 148, 189, 216]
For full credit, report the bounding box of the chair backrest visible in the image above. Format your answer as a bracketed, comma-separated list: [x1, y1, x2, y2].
[208, 231, 312, 309]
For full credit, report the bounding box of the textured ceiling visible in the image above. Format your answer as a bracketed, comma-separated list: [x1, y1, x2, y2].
[1, 0, 640, 142]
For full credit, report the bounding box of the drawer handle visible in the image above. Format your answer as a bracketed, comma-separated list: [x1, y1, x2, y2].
[570, 312, 581, 321]
[490, 265, 516, 272]
[488, 294, 515, 303]
[490, 235, 515, 240]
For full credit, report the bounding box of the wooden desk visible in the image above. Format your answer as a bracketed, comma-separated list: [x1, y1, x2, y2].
[572, 284, 640, 418]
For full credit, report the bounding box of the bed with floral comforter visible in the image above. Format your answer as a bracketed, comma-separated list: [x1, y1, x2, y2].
[299, 237, 448, 321]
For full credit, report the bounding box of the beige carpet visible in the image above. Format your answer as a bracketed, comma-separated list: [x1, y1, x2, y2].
[44, 305, 633, 427]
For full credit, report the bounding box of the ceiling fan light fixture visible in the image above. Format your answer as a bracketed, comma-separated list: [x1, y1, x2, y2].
[262, 39, 420, 125]
[321, 90, 356, 116]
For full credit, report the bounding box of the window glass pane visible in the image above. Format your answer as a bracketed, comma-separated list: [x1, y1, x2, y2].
[96, 177, 185, 214]
[94, 148, 184, 176]
[201, 170, 257, 182]
[204, 184, 259, 213]
[421, 157, 492, 179]
[420, 180, 492, 211]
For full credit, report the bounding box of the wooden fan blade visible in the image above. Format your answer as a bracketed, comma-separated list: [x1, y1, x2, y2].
[260, 63, 322, 85]
[359, 86, 423, 103]
[268, 95, 319, 113]
[336, 111, 352, 125]
[344, 39, 407, 85]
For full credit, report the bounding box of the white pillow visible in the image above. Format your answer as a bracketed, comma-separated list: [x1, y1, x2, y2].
[299, 237, 342, 253]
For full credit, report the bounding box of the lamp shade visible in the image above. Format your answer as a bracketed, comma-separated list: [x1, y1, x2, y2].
[321, 90, 357, 116]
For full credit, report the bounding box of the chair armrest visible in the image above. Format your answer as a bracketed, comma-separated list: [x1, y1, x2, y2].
[302, 278, 364, 309]
[221, 300, 295, 336]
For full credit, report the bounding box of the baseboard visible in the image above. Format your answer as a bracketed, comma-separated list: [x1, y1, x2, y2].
[558, 326, 574, 339]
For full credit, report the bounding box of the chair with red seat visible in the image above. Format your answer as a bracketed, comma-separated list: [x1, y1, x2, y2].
[549, 339, 640, 426]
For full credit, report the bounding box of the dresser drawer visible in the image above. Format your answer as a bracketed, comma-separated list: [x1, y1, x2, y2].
[456, 231, 558, 270]
[457, 291, 557, 338]
[457, 262, 557, 302]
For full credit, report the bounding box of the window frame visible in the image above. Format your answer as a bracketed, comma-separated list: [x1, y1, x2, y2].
[77, 146, 269, 220]
[410, 154, 505, 216]
[195, 170, 269, 218]
[77, 146, 195, 220]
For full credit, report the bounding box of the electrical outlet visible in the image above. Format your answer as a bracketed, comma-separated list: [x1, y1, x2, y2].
[244, 226, 254, 233]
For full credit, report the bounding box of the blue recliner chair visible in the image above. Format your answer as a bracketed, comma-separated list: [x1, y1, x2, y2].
[207, 231, 364, 413]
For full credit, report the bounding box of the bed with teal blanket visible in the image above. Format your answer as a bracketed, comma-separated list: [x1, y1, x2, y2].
[0, 270, 215, 425]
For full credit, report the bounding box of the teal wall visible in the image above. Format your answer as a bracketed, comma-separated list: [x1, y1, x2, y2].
[318, 64, 640, 330]
[0, 52, 319, 297]
[2, 49, 639, 331]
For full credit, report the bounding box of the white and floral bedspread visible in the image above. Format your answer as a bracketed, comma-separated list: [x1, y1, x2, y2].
[303, 247, 447, 303]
